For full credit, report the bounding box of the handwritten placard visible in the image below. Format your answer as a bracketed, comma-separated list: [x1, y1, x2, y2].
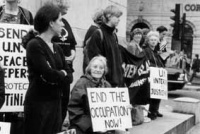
[0, 23, 33, 112]
[87, 87, 132, 132]
[150, 67, 168, 100]
[0, 122, 11, 134]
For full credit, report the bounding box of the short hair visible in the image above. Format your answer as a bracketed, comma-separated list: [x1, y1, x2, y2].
[103, 5, 123, 23]
[34, 2, 61, 34]
[92, 8, 104, 25]
[85, 55, 108, 76]
[146, 31, 160, 42]
[130, 28, 143, 40]
[54, 0, 70, 13]
[195, 54, 199, 58]
[156, 26, 168, 33]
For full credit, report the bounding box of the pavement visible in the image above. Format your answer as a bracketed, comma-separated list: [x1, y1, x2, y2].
[171, 76, 200, 134]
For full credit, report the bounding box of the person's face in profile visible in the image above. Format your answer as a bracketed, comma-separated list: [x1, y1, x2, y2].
[159, 31, 167, 40]
[109, 15, 120, 28]
[51, 13, 64, 36]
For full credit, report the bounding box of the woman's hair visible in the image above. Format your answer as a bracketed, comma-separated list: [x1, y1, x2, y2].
[21, 29, 38, 49]
[103, 5, 123, 23]
[85, 55, 108, 76]
[146, 31, 160, 42]
[130, 28, 143, 41]
[34, 2, 61, 34]
[92, 8, 104, 25]
[156, 26, 168, 33]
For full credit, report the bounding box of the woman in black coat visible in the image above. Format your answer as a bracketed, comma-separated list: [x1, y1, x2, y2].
[144, 31, 164, 120]
[22, 3, 72, 134]
[68, 56, 112, 134]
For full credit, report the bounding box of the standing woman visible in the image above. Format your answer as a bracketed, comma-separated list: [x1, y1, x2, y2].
[0, 0, 33, 24]
[87, 5, 124, 87]
[127, 28, 144, 57]
[144, 31, 164, 120]
[22, 3, 72, 134]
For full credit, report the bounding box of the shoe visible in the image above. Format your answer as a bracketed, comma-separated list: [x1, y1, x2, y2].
[187, 82, 192, 85]
[156, 112, 163, 117]
[144, 116, 151, 123]
[147, 113, 157, 120]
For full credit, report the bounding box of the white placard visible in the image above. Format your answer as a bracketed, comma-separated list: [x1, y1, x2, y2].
[150, 67, 168, 100]
[0, 23, 33, 112]
[0, 122, 11, 134]
[87, 87, 132, 132]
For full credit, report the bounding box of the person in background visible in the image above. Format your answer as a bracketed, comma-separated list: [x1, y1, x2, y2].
[0, 64, 5, 110]
[22, 3, 72, 134]
[82, 8, 104, 73]
[155, 26, 168, 65]
[87, 5, 124, 87]
[0, 0, 33, 129]
[0, 0, 33, 24]
[144, 31, 164, 120]
[165, 51, 179, 68]
[155, 26, 168, 53]
[68, 55, 113, 134]
[52, 0, 77, 125]
[140, 28, 150, 48]
[188, 54, 200, 84]
[127, 28, 144, 57]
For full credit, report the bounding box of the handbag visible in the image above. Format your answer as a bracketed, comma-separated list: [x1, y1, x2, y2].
[131, 105, 144, 125]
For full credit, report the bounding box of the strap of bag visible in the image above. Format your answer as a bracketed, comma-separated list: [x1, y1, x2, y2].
[19, 6, 31, 25]
[85, 28, 103, 46]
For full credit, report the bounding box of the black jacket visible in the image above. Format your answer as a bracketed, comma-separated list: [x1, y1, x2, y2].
[87, 24, 124, 87]
[144, 46, 164, 68]
[68, 74, 111, 133]
[25, 37, 72, 102]
[0, 66, 5, 108]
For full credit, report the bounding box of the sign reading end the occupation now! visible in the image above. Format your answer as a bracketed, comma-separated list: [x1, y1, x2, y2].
[87, 87, 132, 132]
[0, 23, 33, 112]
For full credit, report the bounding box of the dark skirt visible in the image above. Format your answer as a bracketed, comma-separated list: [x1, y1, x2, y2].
[24, 99, 62, 134]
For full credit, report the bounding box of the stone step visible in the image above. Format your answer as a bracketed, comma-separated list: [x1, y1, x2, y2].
[116, 106, 195, 134]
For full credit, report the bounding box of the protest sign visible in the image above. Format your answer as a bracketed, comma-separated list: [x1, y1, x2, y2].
[149, 67, 168, 100]
[0, 23, 33, 112]
[0, 122, 11, 134]
[87, 87, 132, 132]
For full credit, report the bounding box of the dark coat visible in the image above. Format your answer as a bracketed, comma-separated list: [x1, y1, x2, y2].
[68, 75, 111, 133]
[87, 23, 124, 87]
[25, 37, 72, 102]
[0, 66, 5, 109]
[144, 46, 164, 68]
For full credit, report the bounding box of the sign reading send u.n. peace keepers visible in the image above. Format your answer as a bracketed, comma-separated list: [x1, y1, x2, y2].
[149, 67, 168, 100]
[0, 23, 33, 112]
[87, 87, 132, 132]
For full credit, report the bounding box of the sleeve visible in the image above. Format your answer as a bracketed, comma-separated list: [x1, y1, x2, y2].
[68, 81, 92, 132]
[0, 68, 5, 109]
[29, 11, 34, 25]
[63, 19, 77, 50]
[57, 45, 73, 83]
[26, 40, 66, 83]
[87, 30, 104, 60]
